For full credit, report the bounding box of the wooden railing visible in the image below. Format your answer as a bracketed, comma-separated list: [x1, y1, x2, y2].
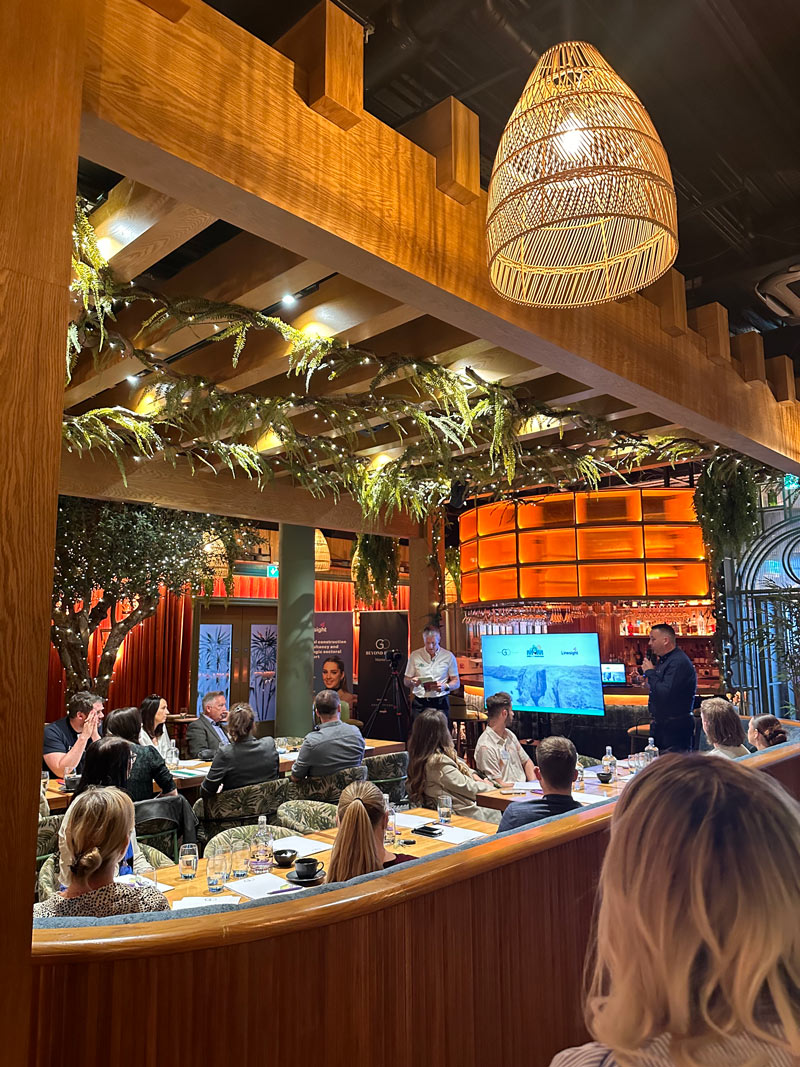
[30, 745, 800, 1067]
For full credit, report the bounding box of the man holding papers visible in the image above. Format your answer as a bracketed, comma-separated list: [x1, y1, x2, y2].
[474, 692, 536, 784]
[498, 736, 582, 833]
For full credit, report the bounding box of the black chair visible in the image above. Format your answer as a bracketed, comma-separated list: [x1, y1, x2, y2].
[134, 794, 197, 862]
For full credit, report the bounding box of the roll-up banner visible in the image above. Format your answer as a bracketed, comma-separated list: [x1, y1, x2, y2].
[313, 612, 355, 696]
[357, 611, 409, 739]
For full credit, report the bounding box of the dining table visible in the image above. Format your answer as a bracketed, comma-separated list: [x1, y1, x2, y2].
[153, 807, 495, 907]
[44, 737, 407, 812]
[475, 760, 636, 812]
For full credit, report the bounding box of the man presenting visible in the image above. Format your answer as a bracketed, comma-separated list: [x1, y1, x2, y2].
[474, 692, 535, 784]
[640, 623, 697, 752]
[404, 624, 459, 722]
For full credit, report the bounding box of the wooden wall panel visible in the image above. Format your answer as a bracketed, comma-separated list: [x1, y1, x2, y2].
[0, 1, 85, 1062]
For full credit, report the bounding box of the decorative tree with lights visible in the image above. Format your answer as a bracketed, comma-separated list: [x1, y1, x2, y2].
[52, 496, 255, 699]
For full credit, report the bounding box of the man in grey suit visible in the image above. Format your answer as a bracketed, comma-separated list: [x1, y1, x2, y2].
[291, 690, 365, 780]
[187, 691, 230, 759]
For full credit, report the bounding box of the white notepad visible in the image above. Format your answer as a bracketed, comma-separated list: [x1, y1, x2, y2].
[394, 813, 434, 829]
[433, 825, 488, 844]
[172, 895, 241, 910]
[271, 836, 333, 859]
[225, 872, 302, 899]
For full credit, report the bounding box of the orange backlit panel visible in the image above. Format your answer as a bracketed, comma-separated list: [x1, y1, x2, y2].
[477, 501, 516, 537]
[518, 528, 576, 563]
[459, 509, 477, 541]
[517, 493, 575, 529]
[642, 489, 697, 523]
[479, 568, 518, 601]
[460, 540, 478, 573]
[575, 490, 642, 525]
[577, 525, 644, 560]
[461, 572, 479, 604]
[644, 525, 706, 560]
[478, 533, 517, 569]
[646, 563, 709, 597]
[520, 565, 579, 598]
[578, 563, 646, 597]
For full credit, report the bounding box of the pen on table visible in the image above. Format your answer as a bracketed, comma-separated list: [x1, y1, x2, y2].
[269, 885, 301, 895]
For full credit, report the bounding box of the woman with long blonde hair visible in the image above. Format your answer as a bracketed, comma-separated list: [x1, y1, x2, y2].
[549, 755, 800, 1066]
[700, 697, 749, 759]
[326, 781, 413, 883]
[34, 787, 170, 918]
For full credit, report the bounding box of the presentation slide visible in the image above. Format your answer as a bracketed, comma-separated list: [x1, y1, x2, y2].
[481, 633, 604, 717]
[601, 663, 627, 685]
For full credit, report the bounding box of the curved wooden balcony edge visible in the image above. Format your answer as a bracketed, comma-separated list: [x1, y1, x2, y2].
[31, 744, 800, 962]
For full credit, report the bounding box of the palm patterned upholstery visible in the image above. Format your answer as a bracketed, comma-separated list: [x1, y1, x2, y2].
[276, 800, 337, 834]
[577, 754, 602, 768]
[285, 764, 367, 803]
[36, 814, 64, 870]
[364, 752, 409, 805]
[203, 823, 295, 858]
[192, 777, 289, 848]
[36, 844, 172, 902]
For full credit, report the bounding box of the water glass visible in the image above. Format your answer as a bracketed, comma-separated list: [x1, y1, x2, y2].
[437, 794, 453, 825]
[136, 865, 156, 889]
[166, 745, 180, 771]
[206, 852, 227, 893]
[179, 844, 198, 880]
[231, 846, 250, 879]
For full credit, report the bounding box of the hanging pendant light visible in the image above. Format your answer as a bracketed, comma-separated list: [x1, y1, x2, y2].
[314, 529, 331, 572]
[486, 41, 678, 309]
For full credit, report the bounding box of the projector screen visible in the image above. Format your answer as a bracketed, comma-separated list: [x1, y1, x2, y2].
[481, 633, 604, 717]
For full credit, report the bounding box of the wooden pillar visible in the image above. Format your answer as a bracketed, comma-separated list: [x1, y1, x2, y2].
[408, 519, 443, 644]
[0, 0, 84, 1057]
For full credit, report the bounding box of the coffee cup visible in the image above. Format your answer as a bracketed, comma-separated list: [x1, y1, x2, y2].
[63, 773, 81, 793]
[274, 849, 298, 868]
[294, 857, 324, 881]
[596, 769, 613, 784]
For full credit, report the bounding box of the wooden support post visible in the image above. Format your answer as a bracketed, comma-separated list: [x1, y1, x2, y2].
[408, 519, 443, 640]
[687, 302, 731, 365]
[641, 268, 687, 336]
[401, 97, 481, 206]
[274, 0, 363, 131]
[0, 0, 84, 1059]
[136, 0, 189, 22]
[731, 331, 767, 383]
[766, 355, 796, 403]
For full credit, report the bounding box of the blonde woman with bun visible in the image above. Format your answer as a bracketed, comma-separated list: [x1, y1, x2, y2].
[34, 787, 169, 918]
[325, 781, 413, 884]
[748, 714, 789, 750]
[549, 755, 800, 1066]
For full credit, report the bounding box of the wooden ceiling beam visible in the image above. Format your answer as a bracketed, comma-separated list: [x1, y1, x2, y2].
[88, 177, 215, 281]
[58, 447, 418, 537]
[80, 0, 800, 472]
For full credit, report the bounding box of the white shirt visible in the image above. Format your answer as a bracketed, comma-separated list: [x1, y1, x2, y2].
[405, 646, 459, 699]
[474, 727, 529, 782]
[138, 725, 173, 759]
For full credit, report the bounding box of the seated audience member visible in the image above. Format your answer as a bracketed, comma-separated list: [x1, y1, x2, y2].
[138, 693, 173, 758]
[105, 706, 177, 802]
[497, 736, 581, 833]
[326, 781, 412, 883]
[549, 755, 800, 1066]
[34, 787, 169, 918]
[64, 735, 150, 878]
[187, 691, 230, 759]
[406, 708, 499, 824]
[291, 689, 365, 781]
[321, 655, 356, 715]
[201, 702, 279, 795]
[474, 692, 535, 784]
[42, 691, 103, 778]
[700, 697, 748, 759]
[748, 714, 789, 750]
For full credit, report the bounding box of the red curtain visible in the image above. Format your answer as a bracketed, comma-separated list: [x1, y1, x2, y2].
[47, 579, 408, 720]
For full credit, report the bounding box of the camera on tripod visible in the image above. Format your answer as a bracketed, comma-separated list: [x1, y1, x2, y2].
[383, 648, 404, 669]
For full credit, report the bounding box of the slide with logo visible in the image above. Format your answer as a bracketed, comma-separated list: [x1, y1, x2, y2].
[481, 633, 605, 717]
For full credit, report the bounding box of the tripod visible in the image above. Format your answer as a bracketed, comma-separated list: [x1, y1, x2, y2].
[363, 664, 411, 740]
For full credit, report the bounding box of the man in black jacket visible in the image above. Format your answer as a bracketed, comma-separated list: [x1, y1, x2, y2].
[641, 623, 697, 752]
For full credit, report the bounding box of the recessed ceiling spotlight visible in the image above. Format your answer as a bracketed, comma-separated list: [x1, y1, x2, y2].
[281, 293, 297, 307]
[126, 375, 139, 385]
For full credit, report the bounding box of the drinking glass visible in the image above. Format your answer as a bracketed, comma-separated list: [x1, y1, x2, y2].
[436, 794, 453, 825]
[206, 853, 227, 893]
[136, 865, 156, 889]
[179, 843, 198, 880]
[231, 846, 250, 879]
[221, 847, 233, 881]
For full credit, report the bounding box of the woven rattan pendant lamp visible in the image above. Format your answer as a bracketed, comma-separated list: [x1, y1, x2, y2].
[486, 41, 678, 309]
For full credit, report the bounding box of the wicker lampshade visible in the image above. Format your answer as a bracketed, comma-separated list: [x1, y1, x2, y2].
[314, 529, 331, 572]
[486, 41, 678, 309]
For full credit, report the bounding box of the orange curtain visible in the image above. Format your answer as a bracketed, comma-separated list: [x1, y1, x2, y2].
[46, 579, 409, 720]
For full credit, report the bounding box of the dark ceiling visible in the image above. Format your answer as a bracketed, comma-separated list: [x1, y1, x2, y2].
[80, 0, 800, 349]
